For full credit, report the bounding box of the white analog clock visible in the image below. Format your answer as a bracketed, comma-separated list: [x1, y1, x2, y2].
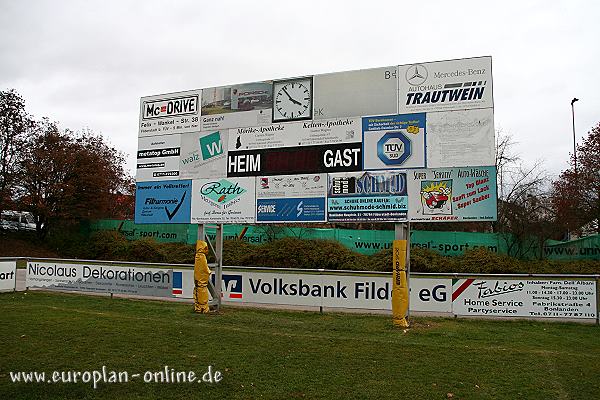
[272, 77, 313, 122]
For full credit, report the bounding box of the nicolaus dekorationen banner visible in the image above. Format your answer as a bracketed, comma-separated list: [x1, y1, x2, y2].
[26, 262, 172, 297]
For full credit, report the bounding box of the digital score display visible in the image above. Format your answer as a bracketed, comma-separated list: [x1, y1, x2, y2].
[227, 143, 362, 177]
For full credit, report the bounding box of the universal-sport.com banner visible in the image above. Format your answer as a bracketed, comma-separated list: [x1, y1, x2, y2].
[452, 278, 597, 320]
[26, 262, 172, 297]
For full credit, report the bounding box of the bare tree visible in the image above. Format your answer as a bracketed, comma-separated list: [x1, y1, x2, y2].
[493, 130, 557, 258]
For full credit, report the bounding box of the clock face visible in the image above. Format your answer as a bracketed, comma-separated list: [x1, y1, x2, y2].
[273, 78, 313, 122]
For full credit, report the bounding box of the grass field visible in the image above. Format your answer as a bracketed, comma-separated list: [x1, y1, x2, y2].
[0, 292, 598, 399]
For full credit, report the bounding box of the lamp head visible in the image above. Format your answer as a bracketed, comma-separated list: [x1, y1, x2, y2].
[571, 98, 579, 105]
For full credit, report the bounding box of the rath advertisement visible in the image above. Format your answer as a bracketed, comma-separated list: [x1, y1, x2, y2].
[426, 108, 495, 168]
[398, 56, 493, 113]
[135, 180, 192, 224]
[26, 262, 172, 297]
[136, 134, 181, 182]
[313, 66, 398, 120]
[201, 82, 273, 131]
[408, 166, 497, 222]
[362, 114, 426, 170]
[256, 174, 327, 223]
[191, 177, 256, 223]
[452, 278, 597, 320]
[327, 171, 408, 222]
[139, 89, 201, 137]
[179, 130, 228, 179]
[0, 261, 16, 291]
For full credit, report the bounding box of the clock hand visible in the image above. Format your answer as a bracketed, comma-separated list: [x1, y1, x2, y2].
[282, 87, 302, 106]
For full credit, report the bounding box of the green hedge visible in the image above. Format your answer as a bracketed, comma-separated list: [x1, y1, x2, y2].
[80, 232, 600, 275]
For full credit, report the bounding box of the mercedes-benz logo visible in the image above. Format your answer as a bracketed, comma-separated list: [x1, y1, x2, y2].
[405, 64, 428, 85]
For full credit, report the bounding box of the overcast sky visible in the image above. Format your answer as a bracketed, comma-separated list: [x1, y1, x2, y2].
[1, 0, 598, 177]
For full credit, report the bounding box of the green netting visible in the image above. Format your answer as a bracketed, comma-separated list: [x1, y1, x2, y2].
[88, 220, 599, 260]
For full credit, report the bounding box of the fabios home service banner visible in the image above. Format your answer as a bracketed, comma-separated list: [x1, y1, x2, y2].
[26, 262, 172, 297]
[452, 278, 596, 320]
[135, 56, 497, 224]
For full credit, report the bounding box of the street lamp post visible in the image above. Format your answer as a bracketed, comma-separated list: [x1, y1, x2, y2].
[571, 97, 579, 174]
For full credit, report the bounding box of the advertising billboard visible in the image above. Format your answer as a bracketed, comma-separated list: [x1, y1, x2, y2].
[191, 177, 256, 223]
[426, 108, 495, 168]
[139, 89, 201, 137]
[201, 82, 273, 131]
[398, 56, 493, 113]
[313, 66, 398, 119]
[327, 171, 408, 222]
[179, 130, 228, 179]
[135, 180, 192, 224]
[135, 56, 497, 224]
[362, 113, 426, 170]
[136, 134, 181, 182]
[407, 166, 497, 222]
[256, 174, 327, 223]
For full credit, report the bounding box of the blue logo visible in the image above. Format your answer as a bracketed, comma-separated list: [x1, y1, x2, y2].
[377, 131, 412, 165]
[211, 273, 243, 299]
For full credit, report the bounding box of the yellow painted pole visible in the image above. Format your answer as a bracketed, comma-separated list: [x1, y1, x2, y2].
[392, 239, 409, 327]
[193, 240, 211, 314]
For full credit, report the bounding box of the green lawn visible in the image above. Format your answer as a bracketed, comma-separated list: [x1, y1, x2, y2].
[0, 292, 598, 399]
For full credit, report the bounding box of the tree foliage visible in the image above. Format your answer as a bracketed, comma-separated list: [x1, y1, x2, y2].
[0, 90, 33, 212]
[15, 120, 132, 237]
[552, 123, 600, 235]
[0, 89, 133, 238]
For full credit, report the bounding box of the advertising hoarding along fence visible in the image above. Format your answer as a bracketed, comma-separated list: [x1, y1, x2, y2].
[26, 261, 172, 297]
[136, 56, 497, 224]
[0, 261, 16, 291]
[452, 278, 597, 319]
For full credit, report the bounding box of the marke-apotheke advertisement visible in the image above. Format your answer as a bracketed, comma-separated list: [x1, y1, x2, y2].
[26, 262, 172, 297]
[191, 177, 256, 223]
[408, 166, 497, 222]
[398, 56, 493, 113]
[0, 261, 16, 291]
[452, 278, 597, 319]
[201, 82, 273, 131]
[426, 108, 495, 168]
[135, 180, 192, 224]
[139, 89, 201, 137]
[179, 130, 228, 179]
[327, 171, 408, 222]
[313, 67, 399, 120]
[228, 117, 361, 151]
[362, 114, 426, 170]
[256, 174, 327, 223]
[136, 134, 181, 182]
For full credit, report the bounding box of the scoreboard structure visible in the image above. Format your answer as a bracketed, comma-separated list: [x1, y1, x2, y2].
[135, 56, 497, 225]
